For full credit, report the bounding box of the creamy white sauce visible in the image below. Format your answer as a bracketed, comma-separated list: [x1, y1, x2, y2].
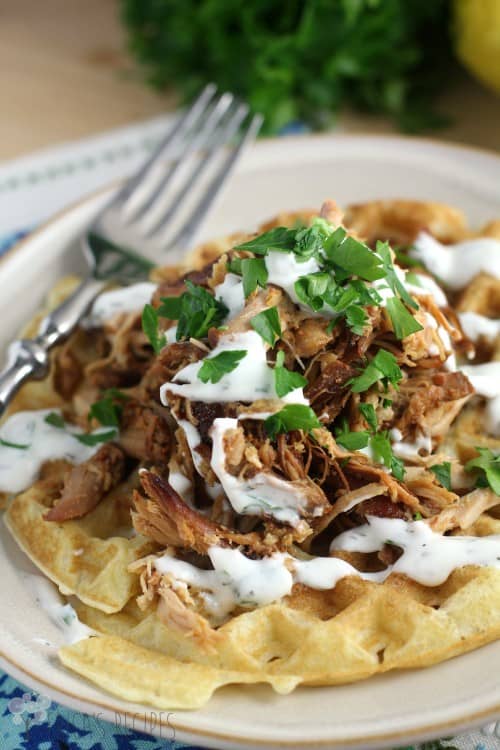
[332, 516, 500, 586]
[213, 273, 245, 320]
[210, 417, 316, 526]
[391, 431, 432, 460]
[82, 282, 156, 328]
[461, 362, 500, 436]
[25, 573, 94, 645]
[0, 409, 109, 493]
[265, 251, 321, 310]
[412, 232, 500, 290]
[406, 273, 448, 307]
[459, 312, 500, 343]
[161, 330, 308, 406]
[153, 515, 500, 616]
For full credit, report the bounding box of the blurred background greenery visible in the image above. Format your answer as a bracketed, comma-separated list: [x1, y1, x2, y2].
[120, 0, 500, 134]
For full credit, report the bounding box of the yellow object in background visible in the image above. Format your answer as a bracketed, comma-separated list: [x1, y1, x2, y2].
[454, 0, 500, 93]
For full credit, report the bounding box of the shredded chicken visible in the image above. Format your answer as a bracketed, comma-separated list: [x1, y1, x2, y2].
[428, 488, 500, 533]
[44, 443, 126, 522]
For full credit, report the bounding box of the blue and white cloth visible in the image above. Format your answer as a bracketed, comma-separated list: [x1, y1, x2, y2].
[0, 118, 499, 750]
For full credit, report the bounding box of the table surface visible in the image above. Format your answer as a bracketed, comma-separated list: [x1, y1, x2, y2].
[1, 0, 499, 161]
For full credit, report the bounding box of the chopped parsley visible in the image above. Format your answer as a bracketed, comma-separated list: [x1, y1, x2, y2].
[0, 437, 29, 450]
[349, 349, 403, 394]
[335, 426, 370, 451]
[385, 297, 423, 339]
[75, 430, 118, 447]
[141, 303, 166, 354]
[273, 351, 308, 398]
[44, 412, 65, 429]
[465, 448, 500, 495]
[335, 406, 404, 480]
[234, 227, 297, 256]
[250, 306, 281, 346]
[198, 350, 246, 384]
[88, 391, 125, 428]
[429, 461, 452, 491]
[358, 403, 378, 432]
[264, 404, 320, 439]
[370, 431, 405, 481]
[157, 281, 228, 341]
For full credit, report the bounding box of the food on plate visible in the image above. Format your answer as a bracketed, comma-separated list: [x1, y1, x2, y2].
[3, 198, 500, 709]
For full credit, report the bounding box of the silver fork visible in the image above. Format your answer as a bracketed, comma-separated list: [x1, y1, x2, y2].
[0, 84, 263, 416]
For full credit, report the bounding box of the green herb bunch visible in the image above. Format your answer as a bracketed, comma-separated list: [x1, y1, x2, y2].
[121, 0, 453, 134]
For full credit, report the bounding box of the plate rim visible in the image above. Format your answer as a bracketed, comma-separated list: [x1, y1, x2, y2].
[1, 131, 500, 748]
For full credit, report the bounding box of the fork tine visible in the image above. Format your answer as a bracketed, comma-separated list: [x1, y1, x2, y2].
[165, 113, 264, 252]
[144, 100, 250, 238]
[111, 83, 217, 211]
[125, 91, 235, 224]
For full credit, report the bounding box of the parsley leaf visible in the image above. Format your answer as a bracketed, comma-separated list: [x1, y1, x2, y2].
[234, 227, 297, 256]
[241, 258, 268, 297]
[376, 241, 419, 310]
[141, 303, 166, 354]
[465, 448, 500, 495]
[250, 306, 282, 346]
[327, 235, 386, 282]
[429, 462, 452, 490]
[157, 281, 228, 341]
[359, 403, 378, 432]
[349, 349, 403, 393]
[0, 437, 29, 450]
[335, 428, 370, 451]
[198, 350, 246, 384]
[44, 412, 65, 429]
[75, 429, 118, 447]
[345, 305, 367, 335]
[385, 297, 424, 339]
[294, 220, 331, 259]
[370, 431, 405, 480]
[273, 351, 308, 397]
[294, 272, 331, 311]
[264, 404, 320, 439]
[88, 394, 123, 428]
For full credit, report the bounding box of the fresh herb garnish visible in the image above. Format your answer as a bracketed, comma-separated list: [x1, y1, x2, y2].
[349, 350, 403, 393]
[198, 350, 246, 384]
[264, 404, 320, 439]
[141, 303, 166, 354]
[376, 241, 419, 310]
[44, 412, 65, 429]
[273, 351, 308, 398]
[75, 430, 118, 447]
[326, 233, 386, 282]
[88, 393, 123, 428]
[234, 227, 297, 255]
[465, 448, 500, 495]
[359, 403, 378, 432]
[0, 437, 29, 450]
[335, 426, 370, 451]
[370, 431, 405, 480]
[385, 296, 423, 339]
[294, 272, 331, 312]
[429, 461, 452, 491]
[250, 306, 282, 346]
[157, 281, 228, 340]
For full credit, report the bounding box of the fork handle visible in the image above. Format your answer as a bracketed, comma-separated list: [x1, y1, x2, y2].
[0, 275, 105, 416]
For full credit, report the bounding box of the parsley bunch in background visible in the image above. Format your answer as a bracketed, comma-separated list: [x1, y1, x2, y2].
[121, 0, 454, 134]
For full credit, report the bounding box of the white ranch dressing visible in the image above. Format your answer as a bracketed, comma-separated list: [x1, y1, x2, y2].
[0, 409, 108, 493]
[24, 573, 94, 645]
[406, 273, 448, 307]
[82, 282, 156, 328]
[210, 418, 316, 526]
[161, 330, 308, 406]
[460, 362, 500, 436]
[411, 232, 500, 290]
[213, 273, 245, 320]
[390, 430, 432, 460]
[332, 516, 500, 586]
[153, 516, 500, 616]
[264, 251, 321, 310]
[459, 312, 500, 343]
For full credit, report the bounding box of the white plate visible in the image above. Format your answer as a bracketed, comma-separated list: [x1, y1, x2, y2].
[1, 134, 500, 749]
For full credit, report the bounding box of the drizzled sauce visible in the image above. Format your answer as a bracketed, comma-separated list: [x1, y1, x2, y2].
[412, 233, 500, 290]
[210, 417, 314, 526]
[82, 282, 156, 327]
[0, 409, 107, 493]
[161, 331, 308, 405]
